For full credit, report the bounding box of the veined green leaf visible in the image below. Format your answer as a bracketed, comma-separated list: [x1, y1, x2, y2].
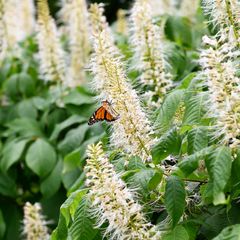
[205, 147, 232, 205]
[152, 128, 182, 164]
[212, 224, 240, 240]
[1, 138, 30, 172]
[165, 176, 186, 228]
[69, 197, 99, 240]
[155, 89, 185, 134]
[183, 93, 207, 125]
[187, 127, 208, 154]
[179, 146, 213, 176]
[163, 225, 189, 240]
[52, 189, 89, 239]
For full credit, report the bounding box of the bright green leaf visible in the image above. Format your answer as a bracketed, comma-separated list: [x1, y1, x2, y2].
[212, 224, 240, 240]
[69, 197, 99, 240]
[26, 139, 57, 177]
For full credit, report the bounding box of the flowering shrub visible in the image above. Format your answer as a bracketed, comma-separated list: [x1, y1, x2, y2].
[0, 0, 240, 239]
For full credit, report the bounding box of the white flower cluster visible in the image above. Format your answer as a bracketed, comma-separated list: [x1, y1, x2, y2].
[149, 0, 199, 19]
[61, 0, 90, 87]
[0, 0, 6, 62]
[36, 0, 66, 83]
[0, 0, 35, 62]
[199, 36, 240, 147]
[85, 142, 161, 240]
[23, 202, 49, 240]
[89, 3, 154, 161]
[130, 0, 172, 107]
[202, 0, 240, 46]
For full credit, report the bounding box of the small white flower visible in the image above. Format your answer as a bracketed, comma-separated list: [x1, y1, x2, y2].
[85, 142, 161, 240]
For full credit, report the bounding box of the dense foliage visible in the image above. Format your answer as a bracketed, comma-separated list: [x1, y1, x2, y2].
[0, 0, 240, 239]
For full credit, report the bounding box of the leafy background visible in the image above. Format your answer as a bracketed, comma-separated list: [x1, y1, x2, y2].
[0, 0, 240, 240]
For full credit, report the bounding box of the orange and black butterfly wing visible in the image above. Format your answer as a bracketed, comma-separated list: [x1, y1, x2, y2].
[88, 106, 106, 125]
[105, 111, 116, 122]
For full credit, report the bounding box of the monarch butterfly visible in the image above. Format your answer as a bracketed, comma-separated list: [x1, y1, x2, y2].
[88, 100, 119, 125]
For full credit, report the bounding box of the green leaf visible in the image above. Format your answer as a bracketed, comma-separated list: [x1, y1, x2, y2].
[50, 115, 86, 141]
[212, 224, 240, 240]
[18, 72, 36, 97]
[165, 16, 193, 48]
[152, 128, 182, 164]
[58, 124, 89, 155]
[4, 74, 19, 100]
[128, 169, 156, 196]
[155, 90, 185, 134]
[165, 176, 186, 228]
[148, 169, 163, 191]
[17, 99, 37, 119]
[127, 156, 147, 170]
[163, 225, 189, 240]
[32, 97, 49, 111]
[205, 147, 232, 205]
[69, 197, 99, 240]
[1, 138, 29, 172]
[52, 189, 88, 239]
[6, 118, 44, 138]
[40, 160, 62, 198]
[183, 94, 207, 125]
[26, 139, 57, 177]
[187, 127, 208, 154]
[177, 73, 196, 90]
[178, 147, 213, 176]
[63, 88, 94, 106]
[0, 209, 6, 239]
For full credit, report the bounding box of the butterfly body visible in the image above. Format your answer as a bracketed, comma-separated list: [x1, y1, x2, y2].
[88, 100, 119, 125]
